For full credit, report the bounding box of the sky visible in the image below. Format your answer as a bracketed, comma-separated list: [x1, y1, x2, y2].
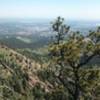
[0, 0, 100, 20]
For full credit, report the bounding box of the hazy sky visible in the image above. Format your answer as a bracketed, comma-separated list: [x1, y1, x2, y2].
[0, 0, 100, 20]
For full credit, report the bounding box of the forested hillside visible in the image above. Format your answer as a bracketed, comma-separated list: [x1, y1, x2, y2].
[0, 17, 100, 100]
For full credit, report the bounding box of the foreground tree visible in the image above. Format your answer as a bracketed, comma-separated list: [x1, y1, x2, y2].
[49, 17, 100, 100]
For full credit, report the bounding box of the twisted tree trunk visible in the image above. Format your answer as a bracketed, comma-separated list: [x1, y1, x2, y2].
[73, 68, 80, 100]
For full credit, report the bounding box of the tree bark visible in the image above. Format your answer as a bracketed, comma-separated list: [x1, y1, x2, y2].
[73, 68, 80, 100]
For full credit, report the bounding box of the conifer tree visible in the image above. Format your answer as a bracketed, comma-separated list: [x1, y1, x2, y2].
[49, 17, 100, 100]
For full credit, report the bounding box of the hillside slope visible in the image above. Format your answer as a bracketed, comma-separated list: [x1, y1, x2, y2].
[0, 44, 51, 100]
